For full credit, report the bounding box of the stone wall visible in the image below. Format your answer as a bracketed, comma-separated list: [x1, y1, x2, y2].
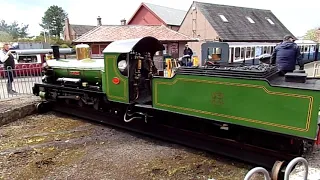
[0, 95, 41, 126]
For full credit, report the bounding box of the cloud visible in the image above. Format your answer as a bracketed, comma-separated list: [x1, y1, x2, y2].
[1, 0, 319, 37]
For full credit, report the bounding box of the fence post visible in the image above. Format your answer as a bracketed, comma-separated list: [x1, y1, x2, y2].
[244, 167, 271, 180]
[313, 62, 316, 77]
[284, 157, 308, 180]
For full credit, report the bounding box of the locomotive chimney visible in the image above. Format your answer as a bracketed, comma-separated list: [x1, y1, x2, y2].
[120, 19, 126, 25]
[51, 45, 60, 60]
[97, 16, 102, 26]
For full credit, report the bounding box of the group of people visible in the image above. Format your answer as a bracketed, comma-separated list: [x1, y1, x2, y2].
[0, 43, 17, 94]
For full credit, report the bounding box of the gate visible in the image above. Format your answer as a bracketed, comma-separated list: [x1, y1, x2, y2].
[0, 66, 42, 100]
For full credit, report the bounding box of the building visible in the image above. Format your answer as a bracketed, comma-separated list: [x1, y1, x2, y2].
[72, 23, 197, 67]
[63, 17, 98, 41]
[127, 2, 187, 31]
[316, 28, 320, 42]
[178, 1, 295, 58]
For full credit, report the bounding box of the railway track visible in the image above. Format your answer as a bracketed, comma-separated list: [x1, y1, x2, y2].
[38, 101, 298, 179]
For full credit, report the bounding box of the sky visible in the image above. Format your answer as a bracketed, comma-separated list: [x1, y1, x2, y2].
[1, 0, 319, 37]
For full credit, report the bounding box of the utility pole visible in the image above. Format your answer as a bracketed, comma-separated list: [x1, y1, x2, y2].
[43, 28, 47, 43]
[47, 25, 50, 44]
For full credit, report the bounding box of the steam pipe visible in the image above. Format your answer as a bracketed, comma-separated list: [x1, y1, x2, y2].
[12, 48, 75, 55]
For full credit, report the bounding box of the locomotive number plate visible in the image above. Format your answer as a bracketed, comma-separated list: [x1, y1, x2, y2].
[69, 71, 80, 76]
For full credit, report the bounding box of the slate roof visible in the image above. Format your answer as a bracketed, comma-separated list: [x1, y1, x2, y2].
[142, 3, 187, 26]
[73, 25, 196, 43]
[70, 24, 96, 35]
[194, 1, 295, 41]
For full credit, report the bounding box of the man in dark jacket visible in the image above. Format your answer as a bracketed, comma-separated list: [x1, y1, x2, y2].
[182, 44, 193, 66]
[0, 43, 17, 94]
[271, 35, 303, 76]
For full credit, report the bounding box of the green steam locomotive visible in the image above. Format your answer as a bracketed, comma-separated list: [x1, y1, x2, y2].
[32, 36, 320, 172]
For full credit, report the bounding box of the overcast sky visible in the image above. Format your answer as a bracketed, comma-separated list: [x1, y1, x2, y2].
[1, 0, 319, 37]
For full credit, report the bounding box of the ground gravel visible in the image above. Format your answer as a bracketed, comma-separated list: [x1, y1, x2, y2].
[0, 112, 260, 180]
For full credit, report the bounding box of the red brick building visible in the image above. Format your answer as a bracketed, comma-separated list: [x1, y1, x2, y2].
[63, 17, 99, 41]
[127, 2, 187, 31]
[316, 28, 320, 42]
[72, 24, 196, 60]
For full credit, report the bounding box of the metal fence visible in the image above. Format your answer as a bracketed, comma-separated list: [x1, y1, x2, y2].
[312, 62, 320, 77]
[0, 66, 43, 100]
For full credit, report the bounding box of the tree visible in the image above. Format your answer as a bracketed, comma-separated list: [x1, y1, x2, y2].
[0, 19, 29, 39]
[40, 5, 68, 38]
[303, 28, 320, 42]
[0, 31, 14, 42]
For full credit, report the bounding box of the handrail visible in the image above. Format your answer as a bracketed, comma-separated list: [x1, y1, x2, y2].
[312, 62, 320, 77]
[244, 167, 271, 180]
[284, 157, 308, 180]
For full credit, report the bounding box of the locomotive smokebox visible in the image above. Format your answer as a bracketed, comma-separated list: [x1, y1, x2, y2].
[76, 44, 90, 60]
[51, 45, 60, 60]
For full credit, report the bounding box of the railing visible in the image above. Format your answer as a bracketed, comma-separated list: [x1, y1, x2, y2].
[244, 167, 271, 180]
[0, 66, 43, 100]
[284, 157, 308, 180]
[244, 157, 309, 180]
[312, 62, 320, 77]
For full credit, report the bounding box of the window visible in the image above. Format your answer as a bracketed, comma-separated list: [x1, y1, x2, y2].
[219, 15, 228, 22]
[246, 16, 255, 23]
[266, 17, 275, 25]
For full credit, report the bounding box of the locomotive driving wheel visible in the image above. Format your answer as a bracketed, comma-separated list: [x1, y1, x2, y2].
[36, 101, 51, 114]
[271, 160, 286, 180]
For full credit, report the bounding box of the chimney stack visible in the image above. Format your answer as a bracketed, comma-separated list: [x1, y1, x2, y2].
[97, 16, 102, 26]
[64, 17, 71, 41]
[120, 19, 126, 25]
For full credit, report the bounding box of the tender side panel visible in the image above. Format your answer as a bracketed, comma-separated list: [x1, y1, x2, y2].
[104, 54, 128, 103]
[152, 74, 320, 139]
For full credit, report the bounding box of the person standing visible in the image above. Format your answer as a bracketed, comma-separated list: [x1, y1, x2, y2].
[183, 44, 193, 66]
[0, 43, 17, 94]
[270, 35, 303, 76]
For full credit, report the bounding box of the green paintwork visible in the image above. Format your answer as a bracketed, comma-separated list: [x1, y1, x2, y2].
[104, 53, 129, 103]
[101, 70, 107, 93]
[53, 68, 102, 85]
[152, 74, 320, 140]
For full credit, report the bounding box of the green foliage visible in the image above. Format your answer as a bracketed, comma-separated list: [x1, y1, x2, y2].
[60, 43, 70, 48]
[303, 28, 319, 42]
[40, 5, 68, 38]
[0, 31, 14, 42]
[25, 35, 72, 47]
[0, 19, 29, 40]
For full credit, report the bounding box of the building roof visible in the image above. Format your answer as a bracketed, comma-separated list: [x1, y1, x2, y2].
[70, 24, 96, 35]
[143, 3, 187, 26]
[127, 2, 187, 26]
[73, 25, 196, 43]
[193, 1, 295, 41]
[103, 36, 164, 54]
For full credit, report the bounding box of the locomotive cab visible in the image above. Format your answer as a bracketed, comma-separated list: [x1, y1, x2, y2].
[103, 36, 164, 105]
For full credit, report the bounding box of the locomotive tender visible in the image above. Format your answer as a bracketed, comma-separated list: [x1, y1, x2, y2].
[33, 36, 320, 172]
